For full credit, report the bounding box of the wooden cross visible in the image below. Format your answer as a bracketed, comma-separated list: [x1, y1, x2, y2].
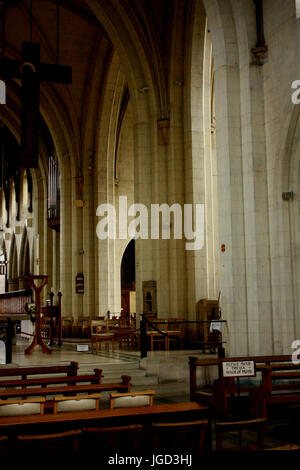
[0, 41, 72, 167]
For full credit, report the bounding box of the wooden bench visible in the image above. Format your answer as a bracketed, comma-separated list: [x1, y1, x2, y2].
[0, 369, 104, 390]
[189, 355, 300, 419]
[189, 355, 295, 400]
[0, 401, 209, 431]
[0, 402, 210, 452]
[0, 376, 132, 401]
[0, 362, 79, 381]
[255, 365, 300, 409]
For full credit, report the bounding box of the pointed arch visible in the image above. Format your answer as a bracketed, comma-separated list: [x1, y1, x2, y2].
[19, 227, 31, 277]
[8, 233, 18, 291]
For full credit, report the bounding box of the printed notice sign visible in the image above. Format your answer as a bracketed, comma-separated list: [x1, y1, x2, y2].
[77, 344, 89, 352]
[222, 360, 256, 378]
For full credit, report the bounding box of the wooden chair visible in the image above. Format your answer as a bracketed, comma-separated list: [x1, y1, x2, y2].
[90, 318, 108, 336]
[53, 393, 101, 413]
[107, 319, 120, 331]
[117, 325, 137, 349]
[89, 317, 106, 335]
[109, 390, 155, 409]
[214, 418, 267, 450]
[82, 424, 143, 452]
[152, 420, 209, 451]
[75, 316, 91, 337]
[90, 318, 115, 353]
[0, 397, 45, 416]
[166, 318, 184, 349]
[148, 319, 168, 350]
[17, 429, 82, 451]
[62, 315, 74, 338]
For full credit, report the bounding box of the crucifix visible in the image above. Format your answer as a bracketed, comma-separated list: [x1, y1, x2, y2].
[0, 42, 72, 167]
[0, 2, 72, 168]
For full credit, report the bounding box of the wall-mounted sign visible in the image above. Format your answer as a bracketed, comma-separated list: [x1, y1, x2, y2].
[222, 360, 256, 378]
[75, 273, 84, 294]
[76, 344, 89, 352]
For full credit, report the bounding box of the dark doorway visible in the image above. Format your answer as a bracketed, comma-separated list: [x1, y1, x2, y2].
[120, 240, 135, 326]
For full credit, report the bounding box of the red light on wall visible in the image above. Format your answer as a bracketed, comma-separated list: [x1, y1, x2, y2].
[221, 244, 226, 252]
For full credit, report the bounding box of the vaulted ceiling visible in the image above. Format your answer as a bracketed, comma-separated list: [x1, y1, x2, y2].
[1, 0, 175, 122]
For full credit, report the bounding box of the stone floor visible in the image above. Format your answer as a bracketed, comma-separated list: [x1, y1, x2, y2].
[1, 336, 300, 451]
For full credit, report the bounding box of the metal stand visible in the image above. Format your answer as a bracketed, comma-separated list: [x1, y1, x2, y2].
[57, 291, 62, 346]
[140, 317, 147, 359]
[24, 275, 51, 355]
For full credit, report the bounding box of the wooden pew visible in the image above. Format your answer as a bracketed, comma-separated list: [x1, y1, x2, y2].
[0, 362, 79, 380]
[0, 376, 132, 400]
[189, 355, 295, 402]
[0, 368, 104, 389]
[0, 401, 209, 436]
[0, 401, 210, 453]
[189, 355, 300, 420]
[257, 365, 300, 408]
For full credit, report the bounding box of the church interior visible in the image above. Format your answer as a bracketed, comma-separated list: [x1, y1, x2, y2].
[0, 0, 300, 458]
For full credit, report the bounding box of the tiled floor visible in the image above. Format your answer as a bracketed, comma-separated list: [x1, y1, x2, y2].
[2, 336, 139, 368]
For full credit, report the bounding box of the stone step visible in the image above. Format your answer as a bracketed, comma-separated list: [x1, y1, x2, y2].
[76, 356, 159, 386]
[101, 369, 146, 378]
[77, 361, 140, 373]
[139, 351, 219, 386]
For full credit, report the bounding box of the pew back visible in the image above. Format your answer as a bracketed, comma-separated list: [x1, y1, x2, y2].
[0, 362, 79, 380]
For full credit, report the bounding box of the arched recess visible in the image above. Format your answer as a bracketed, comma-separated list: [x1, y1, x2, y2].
[0, 240, 7, 294]
[184, 0, 220, 323]
[120, 239, 136, 325]
[19, 228, 31, 289]
[94, 50, 126, 317]
[113, 96, 135, 317]
[0, 189, 6, 230]
[7, 233, 18, 291]
[87, 0, 160, 320]
[280, 105, 300, 344]
[19, 169, 29, 218]
[268, 90, 300, 354]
